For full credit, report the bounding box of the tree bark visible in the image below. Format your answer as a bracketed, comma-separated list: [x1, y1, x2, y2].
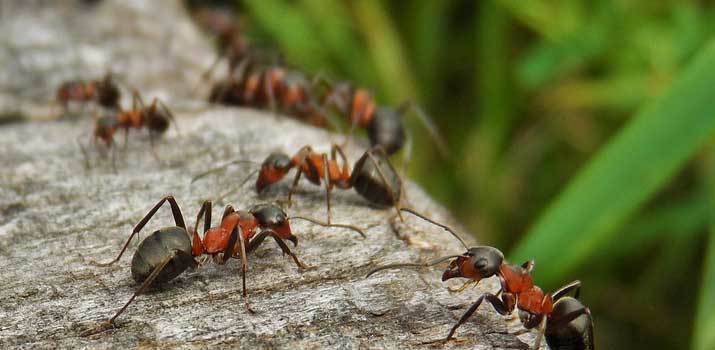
[0, 1, 543, 348]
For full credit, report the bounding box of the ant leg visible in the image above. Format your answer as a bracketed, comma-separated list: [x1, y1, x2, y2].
[444, 293, 508, 341]
[131, 90, 146, 110]
[201, 53, 223, 82]
[156, 98, 180, 136]
[552, 280, 581, 300]
[222, 204, 236, 220]
[400, 131, 413, 177]
[247, 229, 308, 270]
[92, 196, 187, 266]
[122, 128, 129, 151]
[321, 153, 332, 224]
[448, 280, 476, 293]
[532, 317, 547, 350]
[77, 134, 91, 170]
[110, 141, 118, 174]
[286, 166, 304, 208]
[288, 215, 366, 238]
[146, 129, 164, 163]
[264, 72, 279, 118]
[366, 149, 404, 222]
[222, 225, 253, 312]
[400, 101, 449, 159]
[82, 250, 187, 336]
[190, 200, 212, 256]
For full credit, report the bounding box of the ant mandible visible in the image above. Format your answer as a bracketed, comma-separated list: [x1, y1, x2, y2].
[56, 73, 121, 112]
[83, 196, 365, 335]
[366, 208, 594, 350]
[192, 145, 403, 224]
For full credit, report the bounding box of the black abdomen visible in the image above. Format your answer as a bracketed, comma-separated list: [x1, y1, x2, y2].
[131, 226, 193, 283]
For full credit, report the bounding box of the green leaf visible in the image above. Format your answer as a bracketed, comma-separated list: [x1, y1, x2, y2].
[692, 147, 715, 350]
[509, 40, 715, 287]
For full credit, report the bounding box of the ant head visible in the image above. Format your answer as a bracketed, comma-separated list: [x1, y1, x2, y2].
[350, 147, 402, 206]
[368, 107, 405, 156]
[256, 152, 293, 192]
[545, 297, 593, 349]
[250, 203, 297, 245]
[442, 246, 504, 282]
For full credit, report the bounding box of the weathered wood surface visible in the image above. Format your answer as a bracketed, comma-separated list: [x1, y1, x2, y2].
[0, 1, 543, 349]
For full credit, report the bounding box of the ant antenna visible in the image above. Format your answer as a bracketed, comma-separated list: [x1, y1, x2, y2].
[289, 216, 366, 238]
[399, 102, 450, 160]
[400, 208, 469, 250]
[366, 254, 463, 278]
[191, 159, 260, 184]
[214, 168, 260, 203]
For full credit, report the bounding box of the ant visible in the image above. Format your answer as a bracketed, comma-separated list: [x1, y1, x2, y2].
[192, 145, 403, 224]
[56, 73, 121, 112]
[79, 91, 177, 170]
[366, 208, 594, 350]
[83, 196, 365, 336]
[317, 80, 448, 158]
[193, 7, 250, 82]
[209, 61, 331, 128]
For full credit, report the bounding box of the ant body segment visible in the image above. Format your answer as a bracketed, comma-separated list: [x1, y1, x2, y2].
[79, 91, 177, 170]
[91, 91, 176, 148]
[57, 73, 121, 112]
[193, 7, 250, 82]
[209, 62, 330, 128]
[366, 209, 594, 350]
[318, 81, 448, 158]
[192, 145, 403, 224]
[84, 196, 364, 335]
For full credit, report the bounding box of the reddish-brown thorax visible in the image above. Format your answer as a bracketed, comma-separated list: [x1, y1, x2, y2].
[193, 211, 259, 256]
[117, 110, 144, 129]
[58, 82, 96, 104]
[351, 89, 376, 128]
[498, 263, 555, 316]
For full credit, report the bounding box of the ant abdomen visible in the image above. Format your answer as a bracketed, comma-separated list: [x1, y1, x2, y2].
[350, 147, 401, 206]
[130, 227, 194, 283]
[545, 296, 594, 350]
[368, 108, 405, 156]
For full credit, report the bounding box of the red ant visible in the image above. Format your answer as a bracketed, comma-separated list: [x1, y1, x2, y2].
[79, 91, 177, 170]
[191, 145, 403, 224]
[366, 208, 594, 350]
[317, 80, 448, 158]
[56, 73, 121, 112]
[193, 7, 250, 82]
[209, 61, 331, 128]
[83, 196, 365, 336]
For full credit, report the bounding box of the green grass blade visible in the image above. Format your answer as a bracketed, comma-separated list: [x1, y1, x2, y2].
[351, 0, 419, 102]
[298, 0, 378, 87]
[692, 147, 715, 350]
[242, 0, 330, 72]
[509, 40, 715, 287]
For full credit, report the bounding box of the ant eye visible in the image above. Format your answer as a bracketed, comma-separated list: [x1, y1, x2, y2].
[473, 257, 492, 275]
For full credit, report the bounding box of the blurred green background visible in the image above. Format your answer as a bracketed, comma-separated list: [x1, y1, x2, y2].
[189, 1, 715, 348]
